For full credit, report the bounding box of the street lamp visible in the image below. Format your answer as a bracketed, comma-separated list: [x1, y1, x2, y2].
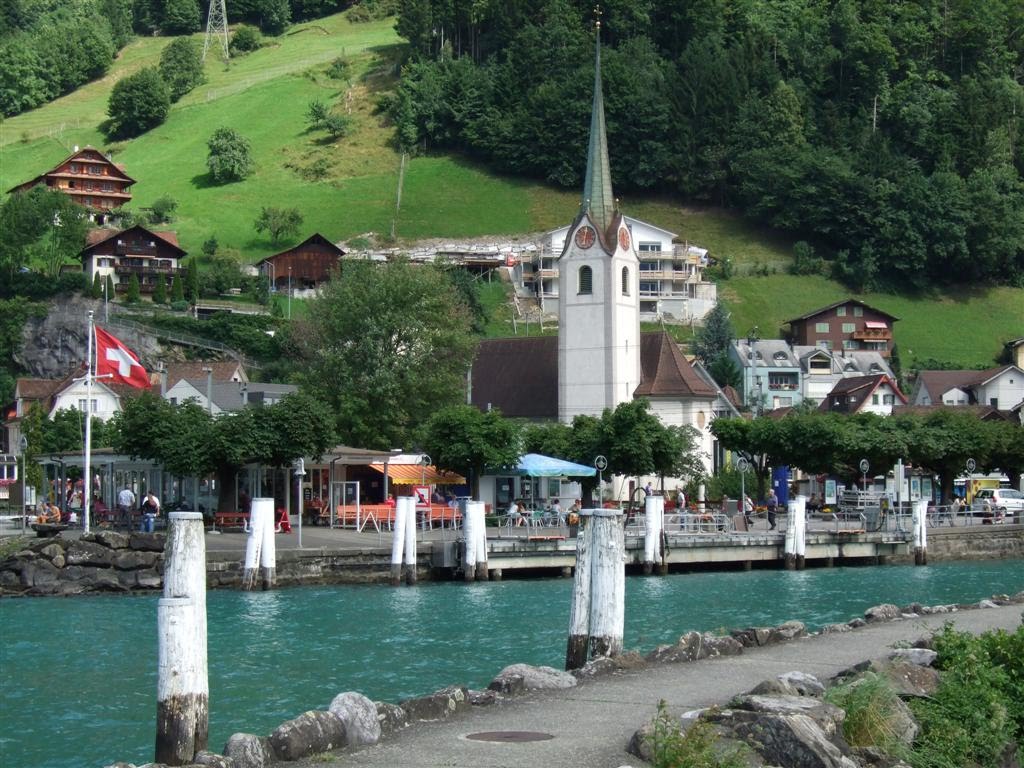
[101, 277, 109, 323]
[201, 366, 213, 415]
[287, 266, 292, 320]
[19, 435, 28, 533]
[746, 326, 760, 415]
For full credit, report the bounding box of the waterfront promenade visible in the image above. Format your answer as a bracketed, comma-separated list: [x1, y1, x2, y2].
[290, 602, 1023, 768]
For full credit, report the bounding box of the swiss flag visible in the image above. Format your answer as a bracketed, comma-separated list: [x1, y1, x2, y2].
[95, 326, 150, 389]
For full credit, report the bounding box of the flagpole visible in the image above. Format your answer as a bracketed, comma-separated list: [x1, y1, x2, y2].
[83, 310, 94, 534]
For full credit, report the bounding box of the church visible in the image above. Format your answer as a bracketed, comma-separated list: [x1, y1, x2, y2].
[468, 25, 734, 490]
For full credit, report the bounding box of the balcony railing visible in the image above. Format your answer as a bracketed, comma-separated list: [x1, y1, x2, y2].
[852, 329, 892, 340]
[114, 264, 178, 276]
[114, 243, 158, 255]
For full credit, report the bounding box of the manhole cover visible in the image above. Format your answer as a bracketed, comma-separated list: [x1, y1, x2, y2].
[465, 731, 554, 743]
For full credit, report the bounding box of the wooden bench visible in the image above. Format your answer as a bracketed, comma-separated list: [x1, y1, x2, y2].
[527, 535, 566, 542]
[213, 512, 250, 530]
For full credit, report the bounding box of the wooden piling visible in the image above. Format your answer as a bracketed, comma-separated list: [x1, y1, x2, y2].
[156, 513, 208, 766]
[565, 512, 592, 671]
[463, 500, 477, 582]
[402, 496, 417, 585]
[642, 495, 663, 576]
[565, 509, 625, 670]
[784, 498, 797, 570]
[913, 499, 928, 566]
[390, 500, 407, 586]
[471, 501, 488, 581]
[794, 496, 807, 570]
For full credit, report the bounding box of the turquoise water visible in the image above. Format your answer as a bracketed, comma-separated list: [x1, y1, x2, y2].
[1, 560, 1022, 768]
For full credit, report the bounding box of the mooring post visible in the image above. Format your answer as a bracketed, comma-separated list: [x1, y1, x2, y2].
[402, 496, 417, 585]
[588, 510, 625, 658]
[390, 499, 407, 586]
[470, 501, 488, 581]
[794, 495, 806, 570]
[463, 500, 477, 582]
[565, 510, 592, 670]
[642, 494, 663, 575]
[784, 497, 797, 570]
[156, 512, 208, 766]
[913, 499, 928, 565]
[259, 498, 276, 590]
[242, 499, 275, 590]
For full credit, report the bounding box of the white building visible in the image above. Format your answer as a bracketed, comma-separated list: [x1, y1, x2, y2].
[164, 379, 298, 415]
[911, 366, 1024, 411]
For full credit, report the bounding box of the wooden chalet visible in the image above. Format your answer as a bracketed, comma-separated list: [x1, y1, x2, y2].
[786, 299, 899, 358]
[80, 225, 187, 296]
[8, 147, 134, 217]
[256, 233, 345, 291]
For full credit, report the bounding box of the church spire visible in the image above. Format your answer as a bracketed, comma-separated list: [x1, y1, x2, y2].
[582, 8, 615, 235]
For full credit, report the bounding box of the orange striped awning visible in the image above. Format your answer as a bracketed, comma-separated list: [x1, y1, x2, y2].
[370, 463, 466, 485]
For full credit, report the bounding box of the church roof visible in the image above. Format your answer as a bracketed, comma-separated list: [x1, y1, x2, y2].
[581, 23, 615, 238]
[469, 336, 558, 419]
[635, 332, 717, 398]
[469, 331, 714, 419]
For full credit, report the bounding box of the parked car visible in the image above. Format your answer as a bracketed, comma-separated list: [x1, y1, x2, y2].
[971, 488, 1024, 522]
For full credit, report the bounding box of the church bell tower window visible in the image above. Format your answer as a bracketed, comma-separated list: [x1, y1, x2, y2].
[621, 266, 630, 296]
[578, 265, 593, 295]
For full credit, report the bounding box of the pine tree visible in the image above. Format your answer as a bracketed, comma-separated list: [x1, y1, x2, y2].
[106, 274, 116, 304]
[692, 301, 735, 364]
[153, 275, 167, 304]
[185, 258, 199, 302]
[126, 273, 141, 304]
[91, 273, 103, 299]
[171, 274, 184, 303]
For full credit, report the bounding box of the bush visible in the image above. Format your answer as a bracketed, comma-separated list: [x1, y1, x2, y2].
[149, 195, 178, 224]
[648, 702, 747, 768]
[790, 241, 825, 276]
[106, 66, 171, 139]
[322, 113, 352, 139]
[326, 56, 351, 81]
[826, 674, 908, 754]
[0, 272, 88, 300]
[229, 25, 262, 54]
[206, 127, 254, 184]
[170, 299, 190, 312]
[159, 37, 204, 101]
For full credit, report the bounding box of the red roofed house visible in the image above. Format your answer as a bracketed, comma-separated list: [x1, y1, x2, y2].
[80, 224, 187, 297]
[256, 233, 345, 294]
[819, 374, 907, 415]
[786, 299, 899, 357]
[8, 146, 134, 218]
[910, 366, 1024, 411]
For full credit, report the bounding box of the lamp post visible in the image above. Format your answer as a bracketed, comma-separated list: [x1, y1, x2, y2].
[101, 277, 109, 323]
[19, 435, 28, 533]
[287, 266, 292, 320]
[746, 326, 760, 415]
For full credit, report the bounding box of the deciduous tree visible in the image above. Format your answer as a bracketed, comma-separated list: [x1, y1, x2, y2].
[106, 66, 171, 138]
[254, 206, 302, 246]
[423, 405, 521, 497]
[206, 127, 254, 183]
[159, 36, 204, 101]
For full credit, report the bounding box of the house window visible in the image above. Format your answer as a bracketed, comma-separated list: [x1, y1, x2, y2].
[170, 397, 178, 406]
[77, 399, 98, 413]
[621, 266, 630, 296]
[990, 397, 998, 408]
[842, 339, 857, 349]
[70, 163, 79, 173]
[638, 242, 660, 253]
[883, 394, 894, 405]
[872, 394, 879, 404]
[639, 260, 659, 272]
[90, 165, 101, 175]
[836, 306, 846, 317]
[842, 323, 855, 333]
[817, 340, 832, 350]
[68, 180, 76, 189]
[853, 306, 864, 316]
[815, 322, 829, 333]
[578, 265, 592, 295]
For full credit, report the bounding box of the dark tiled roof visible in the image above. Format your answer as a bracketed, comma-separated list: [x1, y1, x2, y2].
[470, 337, 558, 418]
[635, 332, 716, 398]
[914, 367, 1015, 402]
[893, 404, 1011, 421]
[81, 225, 184, 256]
[819, 374, 906, 412]
[164, 361, 245, 388]
[786, 298, 899, 324]
[16, 378, 62, 400]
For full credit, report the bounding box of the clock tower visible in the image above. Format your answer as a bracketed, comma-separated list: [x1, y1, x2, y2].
[557, 20, 641, 422]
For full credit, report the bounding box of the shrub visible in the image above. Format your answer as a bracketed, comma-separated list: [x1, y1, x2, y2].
[326, 56, 351, 80]
[152, 275, 167, 304]
[229, 25, 262, 54]
[648, 702, 747, 768]
[322, 113, 352, 139]
[825, 674, 907, 754]
[790, 241, 825, 276]
[149, 195, 178, 224]
[106, 66, 171, 139]
[125, 273, 141, 303]
[159, 37, 204, 101]
[170, 299, 190, 312]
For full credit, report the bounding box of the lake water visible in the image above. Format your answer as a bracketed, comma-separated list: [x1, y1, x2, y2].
[2, 559, 1022, 768]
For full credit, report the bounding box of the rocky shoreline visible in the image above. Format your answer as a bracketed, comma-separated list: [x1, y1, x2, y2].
[100, 592, 1024, 768]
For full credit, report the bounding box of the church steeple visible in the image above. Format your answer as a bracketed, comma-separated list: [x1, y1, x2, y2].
[582, 10, 614, 236]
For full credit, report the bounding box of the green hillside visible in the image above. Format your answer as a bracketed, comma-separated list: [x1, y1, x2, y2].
[1, 10, 1021, 369]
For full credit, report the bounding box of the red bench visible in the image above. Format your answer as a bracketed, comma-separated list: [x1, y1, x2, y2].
[213, 511, 250, 530]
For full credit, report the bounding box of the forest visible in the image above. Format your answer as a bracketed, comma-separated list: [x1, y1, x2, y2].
[388, 0, 1024, 289]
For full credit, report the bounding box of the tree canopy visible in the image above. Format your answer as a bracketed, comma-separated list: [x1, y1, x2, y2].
[158, 36, 204, 101]
[206, 127, 255, 184]
[391, 0, 1024, 288]
[289, 259, 479, 450]
[106, 66, 171, 138]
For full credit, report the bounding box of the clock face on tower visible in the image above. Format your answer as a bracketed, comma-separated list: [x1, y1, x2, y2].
[574, 225, 596, 249]
[618, 227, 631, 251]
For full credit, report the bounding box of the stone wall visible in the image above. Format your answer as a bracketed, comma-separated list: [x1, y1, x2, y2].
[890, 526, 1024, 563]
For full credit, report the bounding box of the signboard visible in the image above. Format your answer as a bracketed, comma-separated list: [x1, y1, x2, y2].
[736, 457, 749, 473]
[859, 459, 869, 474]
[824, 479, 837, 505]
[413, 485, 430, 506]
[303, 487, 312, 501]
[910, 476, 921, 501]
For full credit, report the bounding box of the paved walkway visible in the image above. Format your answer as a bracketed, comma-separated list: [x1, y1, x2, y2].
[291, 603, 1023, 768]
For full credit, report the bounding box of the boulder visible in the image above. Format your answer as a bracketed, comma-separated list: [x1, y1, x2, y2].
[268, 710, 347, 761]
[375, 702, 407, 736]
[864, 604, 901, 623]
[840, 659, 940, 698]
[328, 691, 380, 747]
[731, 627, 774, 647]
[727, 695, 847, 738]
[22, 558, 59, 587]
[646, 631, 744, 664]
[821, 623, 853, 634]
[112, 549, 161, 571]
[192, 751, 234, 767]
[771, 621, 808, 641]
[467, 689, 498, 706]
[749, 672, 825, 699]
[708, 705, 857, 768]
[400, 685, 468, 721]
[136, 569, 163, 589]
[888, 648, 937, 668]
[129, 532, 165, 552]
[87, 530, 130, 550]
[65, 540, 113, 568]
[488, 664, 577, 695]
[223, 733, 273, 768]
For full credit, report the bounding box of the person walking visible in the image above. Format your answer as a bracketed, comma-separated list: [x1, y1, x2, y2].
[141, 490, 160, 533]
[117, 485, 136, 529]
[766, 488, 778, 530]
[743, 494, 755, 528]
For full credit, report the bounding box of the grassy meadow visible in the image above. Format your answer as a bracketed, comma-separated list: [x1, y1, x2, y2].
[0, 8, 1021, 367]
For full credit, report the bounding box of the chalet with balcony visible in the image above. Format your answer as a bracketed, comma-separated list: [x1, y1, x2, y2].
[80, 225, 186, 296]
[256, 233, 345, 295]
[518, 216, 717, 324]
[819, 374, 906, 415]
[7, 146, 134, 218]
[786, 299, 898, 357]
[910, 366, 1024, 411]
